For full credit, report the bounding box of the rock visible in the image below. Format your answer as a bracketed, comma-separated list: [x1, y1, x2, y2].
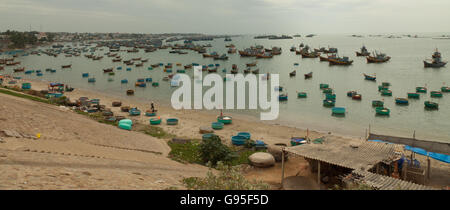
[199, 126, 214, 134]
[321, 176, 329, 183]
[267, 143, 289, 162]
[248, 152, 275, 168]
[0, 137, 4, 143]
[1, 130, 22, 138]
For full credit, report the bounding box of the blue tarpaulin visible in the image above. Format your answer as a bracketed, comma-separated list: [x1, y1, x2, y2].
[369, 140, 449, 164]
[404, 145, 450, 164]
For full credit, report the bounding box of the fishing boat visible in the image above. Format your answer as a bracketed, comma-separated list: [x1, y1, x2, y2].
[372, 100, 384, 107]
[424, 49, 447, 68]
[378, 86, 389, 92]
[329, 56, 353, 65]
[320, 84, 329, 89]
[382, 82, 390, 87]
[381, 90, 392, 96]
[126, 90, 134, 95]
[319, 53, 337, 62]
[243, 68, 251, 74]
[323, 99, 335, 107]
[367, 52, 391, 63]
[88, 78, 96, 83]
[375, 107, 390, 116]
[352, 94, 362, 100]
[326, 93, 336, 100]
[152, 82, 159, 87]
[395, 98, 409, 105]
[203, 52, 219, 58]
[345, 91, 355, 97]
[214, 54, 228, 60]
[150, 117, 162, 125]
[407, 93, 420, 99]
[290, 46, 296, 52]
[251, 69, 259, 74]
[363, 73, 376, 81]
[103, 68, 113, 73]
[129, 108, 141, 116]
[424, 101, 439, 109]
[13, 67, 25, 72]
[442, 86, 450, 92]
[290, 137, 307, 146]
[256, 52, 273, 59]
[322, 88, 333, 94]
[416, 87, 427, 93]
[135, 63, 143, 67]
[332, 107, 346, 115]
[289, 71, 296, 77]
[324, 47, 338, 54]
[304, 72, 312, 79]
[217, 116, 232, 124]
[246, 61, 257, 67]
[227, 48, 236, 54]
[430, 91, 443, 98]
[356, 45, 370, 56]
[278, 94, 288, 101]
[297, 92, 307, 98]
[61, 64, 72, 68]
[166, 118, 179, 125]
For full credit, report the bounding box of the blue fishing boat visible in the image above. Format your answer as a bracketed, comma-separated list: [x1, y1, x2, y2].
[332, 107, 346, 115]
[145, 78, 153, 82]
[129, 108, 141, 116]
[291, 137, 307, 146]
[211, 122, 224, 130]
[88, 78, 96, 83]
[121, 79, 128, 84]
[117, 66, 122, 70]
[166, 118, 179, 125]
[82, 73, 89, 78]
[126, 67, 132, 71]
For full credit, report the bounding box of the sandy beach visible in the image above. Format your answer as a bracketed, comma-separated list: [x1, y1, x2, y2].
[0, 78, 448, 189]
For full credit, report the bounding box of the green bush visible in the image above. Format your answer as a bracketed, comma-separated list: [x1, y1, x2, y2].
[168, 141, 202, 164]
[199, 135, 232, 166]
[182, 162, 270, 190]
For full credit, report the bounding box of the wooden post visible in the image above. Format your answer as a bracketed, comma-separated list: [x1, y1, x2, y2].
[427, 156, 431, 180]
[317, 161, 321, 186]
[413, 130, 416, 139]
[281, 148, 285, 187]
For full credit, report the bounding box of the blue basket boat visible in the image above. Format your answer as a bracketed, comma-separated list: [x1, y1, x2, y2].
[237, 132, 251, 140]
[231, 135, 247, 146]
[166, 118, 179, 125]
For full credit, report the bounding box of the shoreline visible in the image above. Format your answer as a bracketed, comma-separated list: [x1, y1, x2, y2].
[18, 78, 369, 146]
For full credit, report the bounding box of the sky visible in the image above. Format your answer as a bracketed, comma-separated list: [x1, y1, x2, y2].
[1, 0, 449, 34]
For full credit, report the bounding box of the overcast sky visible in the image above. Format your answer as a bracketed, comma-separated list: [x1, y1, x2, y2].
[1, 0, 449, 34]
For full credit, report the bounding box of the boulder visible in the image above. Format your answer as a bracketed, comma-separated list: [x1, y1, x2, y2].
[267, 143, 289, 162]
[199, 126, 214, 134]
[248, 152, 275, 168]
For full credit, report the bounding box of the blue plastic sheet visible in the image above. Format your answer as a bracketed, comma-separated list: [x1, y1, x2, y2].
[404, 145, 450, 164]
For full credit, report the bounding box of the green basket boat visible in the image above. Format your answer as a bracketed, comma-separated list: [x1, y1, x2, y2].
[297, 92, 308, 98]
[152, 82, 159, 87]
[382, 82, 391, 87]
[322, 88, 333, 94]
[441, 86, 450, 92]
[372, 100, 384, 107]
[323, 99, 335, 107]
[211, 122, 224, 130]
[149, 118, 162, 125]
[319, 84, 329, 89]
[395, 98, 409, 105]
[416, 87, 427, 93]
[177, 69, 186, 73]
[331, 107, 346, 115]
[407, 93, 420, 99]
[375, 107, 390, 116]
[430, 91, 443, 98]
[378, 85, 389, 91]
[325, 93, 336, 100]
[381, 90, 392, 96]
[424, 101, 439, 109]
[297, 92, 307, 98]
[202, 133, 217, 141]
[166, 118, 179, 125]
[217, 116, 232, 124]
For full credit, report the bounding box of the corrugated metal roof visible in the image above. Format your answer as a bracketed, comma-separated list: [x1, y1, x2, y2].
[285, 137, 399, 171]
[351, 170, 435, 190]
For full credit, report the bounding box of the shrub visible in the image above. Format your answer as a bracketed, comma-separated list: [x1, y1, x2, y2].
[182, 162, 270, 190]
[199, 135, 232, 166]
